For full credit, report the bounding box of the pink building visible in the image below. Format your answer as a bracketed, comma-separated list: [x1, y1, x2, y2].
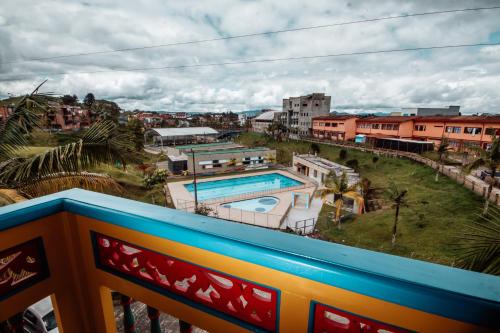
[312, 115, 358, 141]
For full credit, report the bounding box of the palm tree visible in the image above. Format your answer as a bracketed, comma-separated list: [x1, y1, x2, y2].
[466, 135, 500, 214]
[315, 172, 363, 229]
[264, 154, 276, 164]
[387, 180, 408, 245]
[454, 206, 500, 275]
[0, 82, 132, 199]
[435, 138, 451, 182]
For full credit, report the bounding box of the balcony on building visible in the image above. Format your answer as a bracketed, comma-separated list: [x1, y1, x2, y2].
[0, 189, 499, 333]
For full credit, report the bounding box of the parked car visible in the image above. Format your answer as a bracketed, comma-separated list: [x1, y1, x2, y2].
[23, 297, 58, 333]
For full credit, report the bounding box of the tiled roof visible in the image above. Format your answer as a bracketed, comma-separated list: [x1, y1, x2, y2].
[312, 115, 358, 121]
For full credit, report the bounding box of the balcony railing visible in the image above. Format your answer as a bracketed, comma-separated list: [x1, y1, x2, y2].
[0, 189, 499, 332]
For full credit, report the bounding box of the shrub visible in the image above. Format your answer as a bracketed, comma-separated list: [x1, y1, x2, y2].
[143, 168, 168, 188]
[339, 149, 347, 160]
[346, 159, 359, 170]
[310, 142, 320, 154]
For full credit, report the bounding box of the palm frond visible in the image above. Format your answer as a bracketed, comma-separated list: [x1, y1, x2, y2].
[0, 81, 49, 161]
[0, 188, 27, 205]
[0, 121, 133, 184]
[454, 206, 500, 275]
[19, 172, 124, 197]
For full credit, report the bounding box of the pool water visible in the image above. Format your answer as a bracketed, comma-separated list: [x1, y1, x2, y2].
[185, 172, 303, 201]
[221, 196, 279, 213]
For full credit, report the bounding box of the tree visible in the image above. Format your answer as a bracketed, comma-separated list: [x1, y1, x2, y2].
[455, 206, 500, 275]
[0, 82, 132, 199]
[266, 121, 287, 142]
[310, 142, 320, 155]
[387, 180, 408, 245]
[339, 149, 347, 160]
[315, 172, 363, 229]
[126, 118, 145, 151]
[83, 93, 96, 109]
[227, 158, 237, 167]
[466, 135, 500, 214]
[360, 177, 373, 212]
[435, 138, 451, 181]
[61, 94, 78, 105]
[346, 159, 359, 171]
[372, 155, 379, 168]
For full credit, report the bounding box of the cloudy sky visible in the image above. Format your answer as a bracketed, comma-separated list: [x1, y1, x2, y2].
[1, 0, 500, 114]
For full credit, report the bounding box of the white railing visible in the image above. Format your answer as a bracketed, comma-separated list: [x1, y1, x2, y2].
[181, 183, 312, 207]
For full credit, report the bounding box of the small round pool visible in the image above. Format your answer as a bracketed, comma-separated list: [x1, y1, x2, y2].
[220, 196, 279, 213]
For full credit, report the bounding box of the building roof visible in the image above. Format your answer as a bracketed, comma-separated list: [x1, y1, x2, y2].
[147, 127, 218, 138]
[313, 115, 358, 121]
[193, 147, 271, 156]
[357, 116, 417, 123]
[254, 110, 282, 121]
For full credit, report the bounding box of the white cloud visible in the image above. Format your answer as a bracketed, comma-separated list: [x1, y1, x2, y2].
[0, 0, 499, 113]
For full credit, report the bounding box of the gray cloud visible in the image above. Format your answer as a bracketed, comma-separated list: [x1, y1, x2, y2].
[0, 0, 499, 113]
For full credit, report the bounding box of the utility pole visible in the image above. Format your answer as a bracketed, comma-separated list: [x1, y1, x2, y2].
[191, 149, 198, 212]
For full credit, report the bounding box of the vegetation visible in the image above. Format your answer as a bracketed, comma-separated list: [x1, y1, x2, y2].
[238, 132, 484, 267]
[315, 172, 362, 229]
[339, 149, 347, 160]
[387, 180, 408, 245]
[0, 83, 134, 201]
[436, 138, 451, 182]
[455, 206, 500, 275]
[466, 135, 500, 214]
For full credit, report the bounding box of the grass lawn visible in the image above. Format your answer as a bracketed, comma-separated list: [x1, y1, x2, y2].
[237, 132, 484, 266]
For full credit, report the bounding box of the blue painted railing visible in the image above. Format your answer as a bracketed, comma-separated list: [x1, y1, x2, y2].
[0, 189, 499, 332]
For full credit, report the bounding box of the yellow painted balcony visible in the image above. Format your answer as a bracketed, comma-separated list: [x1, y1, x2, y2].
[0, 189, 499, 332]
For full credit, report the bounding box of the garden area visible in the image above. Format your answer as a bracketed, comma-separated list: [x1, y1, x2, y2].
[238, 132, 485, 267]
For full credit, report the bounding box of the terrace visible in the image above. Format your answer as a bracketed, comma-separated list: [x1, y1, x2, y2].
[0, 189, 499, 332]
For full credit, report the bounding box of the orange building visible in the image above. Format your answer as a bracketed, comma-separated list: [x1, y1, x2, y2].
[312, 115, 500, 150]
[312, 115, 358, 141]
[355, 116, 416, 139]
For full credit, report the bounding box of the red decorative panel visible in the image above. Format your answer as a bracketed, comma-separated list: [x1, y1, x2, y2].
[94, 233, 278, 332]
[313, 303, 410, 333]
[0, 238, 49, 299]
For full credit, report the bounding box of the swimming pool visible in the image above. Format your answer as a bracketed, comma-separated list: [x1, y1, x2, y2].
[184, 172, 303, 201]
[220, 196, 279, 213]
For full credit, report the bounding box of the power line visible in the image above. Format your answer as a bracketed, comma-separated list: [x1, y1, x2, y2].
[1, 42, 498, 81]
[2, 5, 500, 65]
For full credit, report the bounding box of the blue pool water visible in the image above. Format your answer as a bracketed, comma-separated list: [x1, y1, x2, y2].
[221, 196, 279, 213]
[185, 173, 303, 201]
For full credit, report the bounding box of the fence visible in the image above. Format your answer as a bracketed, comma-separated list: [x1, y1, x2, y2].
[288, 217, 316, 235]
[305, 138, 500, 205]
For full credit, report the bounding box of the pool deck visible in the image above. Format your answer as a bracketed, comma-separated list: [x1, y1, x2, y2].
[166, 170, 316, 228]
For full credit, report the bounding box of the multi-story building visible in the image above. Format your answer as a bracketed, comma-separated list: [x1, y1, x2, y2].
[45, 102, 91, 131]
[281, 93, 331, 136]
[0, 106, 13, 123]
[311, 115, 358, 141]
[312, 115, 500, 151]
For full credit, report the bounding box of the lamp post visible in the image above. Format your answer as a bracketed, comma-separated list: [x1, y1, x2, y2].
[191, 149, 198, 212]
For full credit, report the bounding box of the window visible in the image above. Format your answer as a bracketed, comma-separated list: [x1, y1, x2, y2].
[331, 123, 338, 127]
[414, 125, 426, 131]
[302, 103, 307, 107]
[371, 124, 380, 129]
[313, 170, 317, 177]
[357, 123, 370, 129]
[445, 126, 461, 133]
[485, 128, 500, 136]
[464, 127, 482, 135]
[319, 122, 325, 126]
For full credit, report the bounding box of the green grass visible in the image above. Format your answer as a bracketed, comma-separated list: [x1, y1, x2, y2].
[237, 132, 484, 266]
